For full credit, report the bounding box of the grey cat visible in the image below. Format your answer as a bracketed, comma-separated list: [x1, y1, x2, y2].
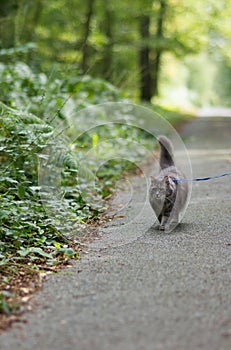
[149, 135, 189, 232]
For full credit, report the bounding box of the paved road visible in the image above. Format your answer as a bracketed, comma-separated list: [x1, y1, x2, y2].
[1, 116, 231, 350]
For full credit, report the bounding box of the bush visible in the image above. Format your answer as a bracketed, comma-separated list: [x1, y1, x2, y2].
[0, 102, 77, 266]
[0, 61, 127, 121]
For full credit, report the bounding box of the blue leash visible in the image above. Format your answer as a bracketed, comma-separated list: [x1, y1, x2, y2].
[172, 171, 231, 183]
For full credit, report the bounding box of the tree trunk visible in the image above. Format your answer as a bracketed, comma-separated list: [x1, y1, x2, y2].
[101, 4, 113, 80]
[16, 0, 44, 44]
[0, 0, 18, 48]
[139, 14, 152, 102]
[80, 0, 95, 74]
[152, 0, 166, 97]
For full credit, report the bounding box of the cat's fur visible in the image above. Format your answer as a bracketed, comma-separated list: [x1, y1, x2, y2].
[149, 135, 188, 232]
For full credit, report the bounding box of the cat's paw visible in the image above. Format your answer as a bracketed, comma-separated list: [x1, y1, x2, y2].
[152, 224, 160, 231]
[163, 225, 171, 233]
[159, 224, 165, 231]
[164, 222, 179, 233]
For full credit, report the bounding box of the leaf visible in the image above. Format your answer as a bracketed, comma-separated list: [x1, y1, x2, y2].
[0, 258, 9, 266]
[0, 294, 12, 315]
[54, 242, 61, 249]
[56, 247, 75, 258]
[0, 210, 9, 220]
[19, 247, 53, 259]
[92, 133, 98, 148]
[0, 177, 18, 184]
[18, 184, 26, 199]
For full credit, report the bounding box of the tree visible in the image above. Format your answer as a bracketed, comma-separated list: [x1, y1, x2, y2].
[138, 0, 167, 101]
[1, 0, 231, 106]
[80, 0, 95, 74]
[0, 0, 18, 48]
[100, 3, 114, 80]
[139, 14, 152, 101]
[151, 0, 166, 97]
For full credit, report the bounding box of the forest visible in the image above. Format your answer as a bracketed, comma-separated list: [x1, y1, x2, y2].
[0, 0, 231, 320]
[1, 0, 231, 105]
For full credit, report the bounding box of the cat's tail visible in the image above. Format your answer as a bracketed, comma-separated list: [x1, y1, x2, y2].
[158, 135, 175, 169]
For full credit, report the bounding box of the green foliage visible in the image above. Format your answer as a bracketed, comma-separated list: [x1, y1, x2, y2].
[64, 75, 126, 109]
[0, 61, 61, 117]
[0, 102, 73, 267]
[0, 292, 12, 315]
[213, 58, 231, 107]
[0, 65, 154, 278]
[1, 0, 231, 105]
[0, 60, 126, 120]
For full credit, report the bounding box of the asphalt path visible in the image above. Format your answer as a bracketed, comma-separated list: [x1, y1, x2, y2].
[0, 115, 231, 350]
